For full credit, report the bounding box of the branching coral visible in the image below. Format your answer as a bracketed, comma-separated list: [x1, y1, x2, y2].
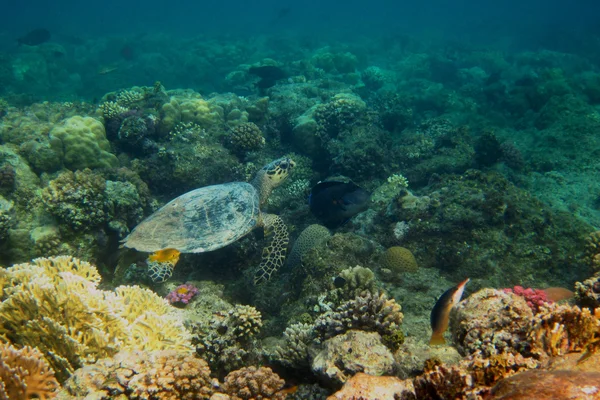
[0, 256, 192, 383]
[527, 304, 600, 359]
[273, 323, 315, 368]
[412, 351, 539, 399]
[0, 342, 60, 400]
[313, 291, 404, 342]
[59, 350, 213, 399]
[221, 366, 286, 400]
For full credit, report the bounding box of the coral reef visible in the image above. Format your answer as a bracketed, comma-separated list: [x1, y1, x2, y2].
[502, 285, 552, 313]
[166, 283, 200, 305]
[41, 169, 106, 231]
[311, 330, 395, 387]
[450, 289, 533, 357]
[585, 230, 600, 271]
[227, 122, 265, 156]
[192, 305, 263, 375]
[221, 366, 286, 400]
[380, 246, 419, 275]
[287, 224, 331, 269]
[0, 342, 60, 400]
[0, 256, 192, 382]
[328, 373, 414, 400]
[273, 322, 315, 369]
[57, 350, 213, 399]
[49, 116, 118, 170]
[575, 271, 600, 308]
[313, 291, 404, 344]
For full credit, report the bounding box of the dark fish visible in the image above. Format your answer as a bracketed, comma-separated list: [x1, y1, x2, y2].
[18, 29, 51, 46]
[249, 65, 287, 90]
[309, 181, 370, 229]
[333, 276, 346, 288]
[430, 278, 470, 345]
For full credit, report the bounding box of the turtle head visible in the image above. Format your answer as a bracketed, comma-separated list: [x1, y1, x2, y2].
[252, 157, 296, 205]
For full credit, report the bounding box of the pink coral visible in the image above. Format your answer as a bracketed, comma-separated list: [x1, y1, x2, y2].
[166, 283, 199, 305]
[503, 286, 552, 313]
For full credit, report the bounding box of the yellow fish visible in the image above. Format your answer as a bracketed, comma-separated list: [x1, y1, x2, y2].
[148, 248, 181, 265]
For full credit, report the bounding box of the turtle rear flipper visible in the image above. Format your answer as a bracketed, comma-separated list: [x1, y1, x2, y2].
[254, 213, 289, 285]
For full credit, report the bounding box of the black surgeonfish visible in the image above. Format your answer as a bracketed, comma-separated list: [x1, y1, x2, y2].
[18, 29, 51, 46]
[309, 180, 370, 229]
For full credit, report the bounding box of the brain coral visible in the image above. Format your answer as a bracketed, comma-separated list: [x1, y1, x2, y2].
[49, 116, 118, 170]
[287, 224, 331, 269]
[380, 246, 419, 274]
[0, 256, 192, 383]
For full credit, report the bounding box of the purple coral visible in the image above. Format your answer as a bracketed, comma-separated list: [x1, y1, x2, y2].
[166, 283, 199, 305]
[503, 286, 552, 313]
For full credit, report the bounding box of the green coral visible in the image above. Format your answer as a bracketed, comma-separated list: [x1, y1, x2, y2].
[41, 169, 107, 231]
[287, 224, 331, 269]
[49, 116, 118, 170]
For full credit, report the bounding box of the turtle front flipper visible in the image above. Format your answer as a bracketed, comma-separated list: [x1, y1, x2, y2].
[254, 213, 289, 285]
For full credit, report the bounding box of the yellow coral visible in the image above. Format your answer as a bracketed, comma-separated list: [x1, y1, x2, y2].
[0, 342, 60, 400]
[0, 256, 192, 383]
[49, 116, 118, 170]
[380, 246, 419, 274]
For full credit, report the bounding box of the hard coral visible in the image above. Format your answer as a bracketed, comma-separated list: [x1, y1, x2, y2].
[380, 246, 419, 274]
[575, 271, 600, 308]
[0, 256, 192, 383]
[59, 350, 213, 400]
[314, 291, 404, 342]
[527, 304, 600, 360]
[166, 283, 200, 305]
[192, 305, 263, 376]
[0, 342, 60, 400]
[287, 224, 331, 269]
[585, 230, 600, 271]
[228, 122, 265, 155]
[502, 285, 552, 313]
[41, 169, 107, 231]
[450, 289, 533, 357]
[49, 116, 118, 170]
[222, 366, 286, 400]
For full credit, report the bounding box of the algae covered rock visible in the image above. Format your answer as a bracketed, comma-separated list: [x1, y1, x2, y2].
[311, 330, 394, 387]
[49, 116, 118, 170]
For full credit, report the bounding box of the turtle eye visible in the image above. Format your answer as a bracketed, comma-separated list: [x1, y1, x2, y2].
[280, 162, 288, 169]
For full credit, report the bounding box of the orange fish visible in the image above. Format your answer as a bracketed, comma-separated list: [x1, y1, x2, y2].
[430, 278, 470, 345]
[148, 248, 181, 265]
[279, 385, 298, 395]
[542, 287, 574, 302]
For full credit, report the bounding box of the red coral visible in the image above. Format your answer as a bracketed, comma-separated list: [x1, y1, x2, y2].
[503, 286, 552, 313]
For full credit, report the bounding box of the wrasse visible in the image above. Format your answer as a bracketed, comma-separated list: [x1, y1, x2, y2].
[542, 287, 574, 302]
[430, 278, 470, 346]
[148, 248, 181, 265]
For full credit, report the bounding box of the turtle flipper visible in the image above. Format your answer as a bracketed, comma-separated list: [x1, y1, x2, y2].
[254, 213, 289, 285]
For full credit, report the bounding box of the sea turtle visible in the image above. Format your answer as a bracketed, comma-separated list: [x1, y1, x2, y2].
[122, 157, 295, 284]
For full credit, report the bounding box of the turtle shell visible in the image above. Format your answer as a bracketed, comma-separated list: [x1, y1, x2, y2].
[123, 182, 260, 253]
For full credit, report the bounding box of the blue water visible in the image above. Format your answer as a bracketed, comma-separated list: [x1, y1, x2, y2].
[2, 0, 600, 100]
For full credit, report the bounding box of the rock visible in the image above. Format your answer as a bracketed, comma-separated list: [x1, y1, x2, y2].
[311, 330, 395, 387]
[490, 370, 600, 400]
[327, 373, 415, 400]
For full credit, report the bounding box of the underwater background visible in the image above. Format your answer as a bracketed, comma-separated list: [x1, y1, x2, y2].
[2, 0, 600, 398]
